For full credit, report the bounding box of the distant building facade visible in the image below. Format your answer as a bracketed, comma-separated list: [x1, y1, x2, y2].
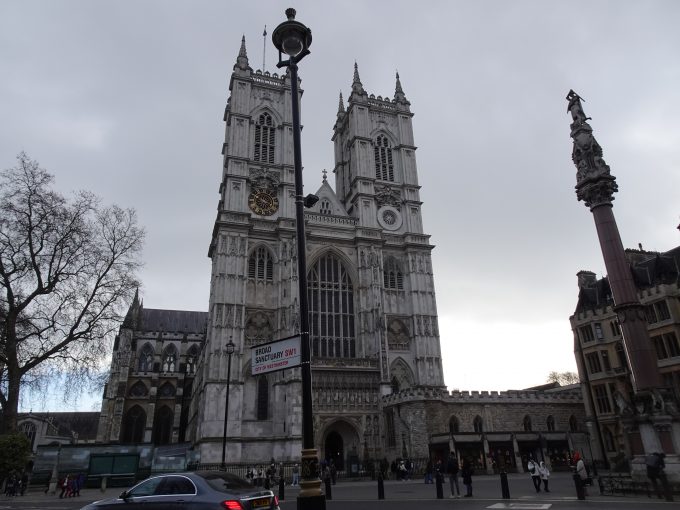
[571, 246, 680, 468]
[96, 293, 207, 446]
[18, 411, 100, 452]
[393, 385, 587, 473]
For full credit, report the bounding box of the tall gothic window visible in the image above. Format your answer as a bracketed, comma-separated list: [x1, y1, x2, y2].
[185, 345, 198, 374]
[248, 247, 274, 281]
[254, 112, 275, 164]
[257, 376, 269, 420]
[473, 415, 483, 433]
[122, 405, 146, 443]
[308, 253, 356, 358]
[162, 345, 177, 373]
[546, 415, 556, 432]
[138, 344, 154, 372]
[374, 134, 394, 182]
[152, 406, 173, 445]
[523, 415, 532, 431]
[383, 257, 404, 290]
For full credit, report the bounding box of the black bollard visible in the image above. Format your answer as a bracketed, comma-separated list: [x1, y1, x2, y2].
[278, 476, 285, 502]
[324, 476, 332, 500]
[435, 472, 443, 499]
[378, 472, 385, 500]
[500, 471, 510, 499]
[573, 474, 585, 500]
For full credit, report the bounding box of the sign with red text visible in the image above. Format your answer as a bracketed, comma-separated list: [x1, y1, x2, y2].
[251, 335, 302, 375]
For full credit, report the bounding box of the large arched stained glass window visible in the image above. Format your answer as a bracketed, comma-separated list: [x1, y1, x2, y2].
[308, 253, 356, 358]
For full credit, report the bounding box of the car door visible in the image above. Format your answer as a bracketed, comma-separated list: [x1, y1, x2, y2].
[147, 475, 198, 509]
[119, 476, 165, 508]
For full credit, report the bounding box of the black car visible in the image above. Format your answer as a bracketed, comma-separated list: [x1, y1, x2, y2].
[79, 471, 280, 510]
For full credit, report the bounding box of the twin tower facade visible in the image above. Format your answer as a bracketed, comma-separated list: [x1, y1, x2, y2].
[188, 38, 444, 464]
[97, 37, 445, 466]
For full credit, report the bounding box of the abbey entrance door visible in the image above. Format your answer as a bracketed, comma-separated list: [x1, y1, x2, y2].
[324, 431, 345, 471]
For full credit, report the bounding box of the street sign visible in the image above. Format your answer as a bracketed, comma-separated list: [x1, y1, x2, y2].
[251, 335, 302, 375]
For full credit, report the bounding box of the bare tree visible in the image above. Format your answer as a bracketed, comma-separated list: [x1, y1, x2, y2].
[547, 371, 580, 386]
[0, 153, 144, 433]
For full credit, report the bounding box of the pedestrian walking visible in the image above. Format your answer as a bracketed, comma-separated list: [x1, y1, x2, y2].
[446, 452, 461, 497]
[59, 475, 69, 499]
[527, 455, 541, 492]
[574, 452, 588, 495]
[461, 458, 473, 497]
[291, 463, 299, 486]
[538, 461, 550, 492]
[424, 458, 433, 484]
[646, 452, 670, 500]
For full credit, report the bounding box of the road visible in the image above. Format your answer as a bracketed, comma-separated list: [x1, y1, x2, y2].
[0, 473, 672, 509]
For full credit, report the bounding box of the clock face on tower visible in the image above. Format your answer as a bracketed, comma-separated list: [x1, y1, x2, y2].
[248, 189, 279, 216]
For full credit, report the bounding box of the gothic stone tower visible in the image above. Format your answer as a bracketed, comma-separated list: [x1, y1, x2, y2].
[189, 39, 444, 466]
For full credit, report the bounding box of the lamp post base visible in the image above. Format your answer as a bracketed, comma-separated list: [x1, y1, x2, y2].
[297, 448, 325, 510]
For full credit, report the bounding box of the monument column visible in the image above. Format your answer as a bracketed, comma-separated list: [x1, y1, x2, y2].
[566, 90, 678, 483]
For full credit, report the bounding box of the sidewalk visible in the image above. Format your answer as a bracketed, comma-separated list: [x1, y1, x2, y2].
[15, 472, 671, 506]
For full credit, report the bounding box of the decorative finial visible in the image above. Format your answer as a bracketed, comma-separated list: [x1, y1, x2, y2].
[351, 62, 364, 96]
[567, 90, 617, 209]
[286, 8, 296, 20]
[337, 91, 345, 114]
[322, 169, 328, 182]
[394, 71, 408, 103]
[234, 35, 251, 71]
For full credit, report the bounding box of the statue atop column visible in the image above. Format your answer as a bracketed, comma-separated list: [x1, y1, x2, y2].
[566, 90, 618, 208]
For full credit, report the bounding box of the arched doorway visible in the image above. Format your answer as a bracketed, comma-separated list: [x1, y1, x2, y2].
[325, 431, 344, 471]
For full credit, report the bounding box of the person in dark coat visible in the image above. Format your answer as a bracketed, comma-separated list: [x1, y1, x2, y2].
[446, 452, 461, 497]
[646, 452, 670, 500]
[461, 458, 473, 497]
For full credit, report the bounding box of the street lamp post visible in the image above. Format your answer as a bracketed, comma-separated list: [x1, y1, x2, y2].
[272, 9, 325, 510]
[221, 337, 235, 468]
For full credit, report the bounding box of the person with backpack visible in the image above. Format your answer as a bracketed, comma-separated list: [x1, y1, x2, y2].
[527, 455, 541, 492]
[446, 452, 461, 497]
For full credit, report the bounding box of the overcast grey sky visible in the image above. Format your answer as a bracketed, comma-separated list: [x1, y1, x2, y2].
[3, 1, 679, 411]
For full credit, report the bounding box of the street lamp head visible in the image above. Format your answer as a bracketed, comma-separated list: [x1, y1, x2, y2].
[272, 8, 312, 61]
[226, 337, 235, 355]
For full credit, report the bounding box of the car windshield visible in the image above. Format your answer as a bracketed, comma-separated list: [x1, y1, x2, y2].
[198, 472, 254, 492]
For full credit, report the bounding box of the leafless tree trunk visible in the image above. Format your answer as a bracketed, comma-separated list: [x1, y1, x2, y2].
[0, 153, 144, 433]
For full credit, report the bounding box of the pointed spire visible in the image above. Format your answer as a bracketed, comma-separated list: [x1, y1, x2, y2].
[337, 91, 345, 114]
[394, 71, 409, 105]
[352, 62, 364, 94]
[234, 35, 251, 72]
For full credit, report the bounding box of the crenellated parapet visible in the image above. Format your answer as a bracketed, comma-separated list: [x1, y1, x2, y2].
[382, 386, 583, 405]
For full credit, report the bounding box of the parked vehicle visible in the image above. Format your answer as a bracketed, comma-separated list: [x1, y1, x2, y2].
[79, 471, 280, 510]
